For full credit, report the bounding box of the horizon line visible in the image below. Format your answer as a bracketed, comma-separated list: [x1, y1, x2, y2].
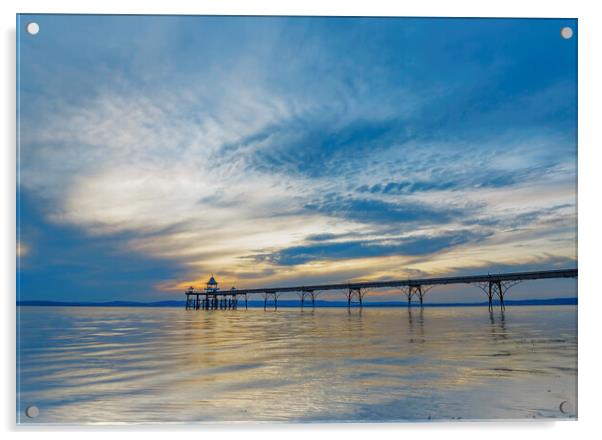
[17, 297, 577, 308]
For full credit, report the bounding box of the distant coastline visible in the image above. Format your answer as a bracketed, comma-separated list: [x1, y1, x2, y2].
[17, 297, 577, 308]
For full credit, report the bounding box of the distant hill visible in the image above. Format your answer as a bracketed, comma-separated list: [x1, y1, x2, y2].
[16, 300, 184, 308]
[17, 297, 577, 308]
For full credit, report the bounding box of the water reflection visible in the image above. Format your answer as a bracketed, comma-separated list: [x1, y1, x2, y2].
[17, 306, 577, 423]
[488, 310, 508, 341]
[407, 308, 425, 344]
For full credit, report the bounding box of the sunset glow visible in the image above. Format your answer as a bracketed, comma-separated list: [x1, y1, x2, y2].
[17, 16, 577, 302]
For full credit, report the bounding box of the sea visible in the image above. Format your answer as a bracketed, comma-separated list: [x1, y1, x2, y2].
[16, 305, 577, 424]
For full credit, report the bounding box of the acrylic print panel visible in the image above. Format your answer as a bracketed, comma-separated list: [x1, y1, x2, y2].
[16, 15, 578, 424]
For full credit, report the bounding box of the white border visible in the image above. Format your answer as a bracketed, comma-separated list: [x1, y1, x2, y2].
[2, 1, 601, 438]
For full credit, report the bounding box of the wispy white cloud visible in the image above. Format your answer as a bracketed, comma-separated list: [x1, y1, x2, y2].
[18, 16, 577, 296]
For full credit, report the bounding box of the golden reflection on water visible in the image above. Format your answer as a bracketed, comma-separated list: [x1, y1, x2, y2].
[17, 306, 577, 423]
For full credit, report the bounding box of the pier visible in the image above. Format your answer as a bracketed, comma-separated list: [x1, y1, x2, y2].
[185, 268, 577, 311]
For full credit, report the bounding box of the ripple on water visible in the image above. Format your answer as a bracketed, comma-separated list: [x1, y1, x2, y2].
[17, 306, 577, 423]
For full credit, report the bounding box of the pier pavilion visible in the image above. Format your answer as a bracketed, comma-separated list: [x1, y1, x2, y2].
[184, 275, 244, 310]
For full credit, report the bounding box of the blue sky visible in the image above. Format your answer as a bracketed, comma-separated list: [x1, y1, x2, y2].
[17, 15, 577, 302]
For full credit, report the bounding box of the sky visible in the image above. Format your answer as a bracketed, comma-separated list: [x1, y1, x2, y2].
[17, 15, 577, 303]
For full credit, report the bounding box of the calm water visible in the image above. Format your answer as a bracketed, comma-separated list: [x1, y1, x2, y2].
[17, 306, 577, 424]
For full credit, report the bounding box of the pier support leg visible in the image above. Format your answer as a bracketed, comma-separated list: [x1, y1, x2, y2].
[402, 286, 427, 308]
[497, 281, 505, 311]
[405, 285, 427, 308]
[475, 278, 520, 312]
[347, 287, 363, 308]
[408, 286, 422, 308]
[301, 290, 315, 309]
[483, 280, 508, 311]
[263, 293, 278, 310]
